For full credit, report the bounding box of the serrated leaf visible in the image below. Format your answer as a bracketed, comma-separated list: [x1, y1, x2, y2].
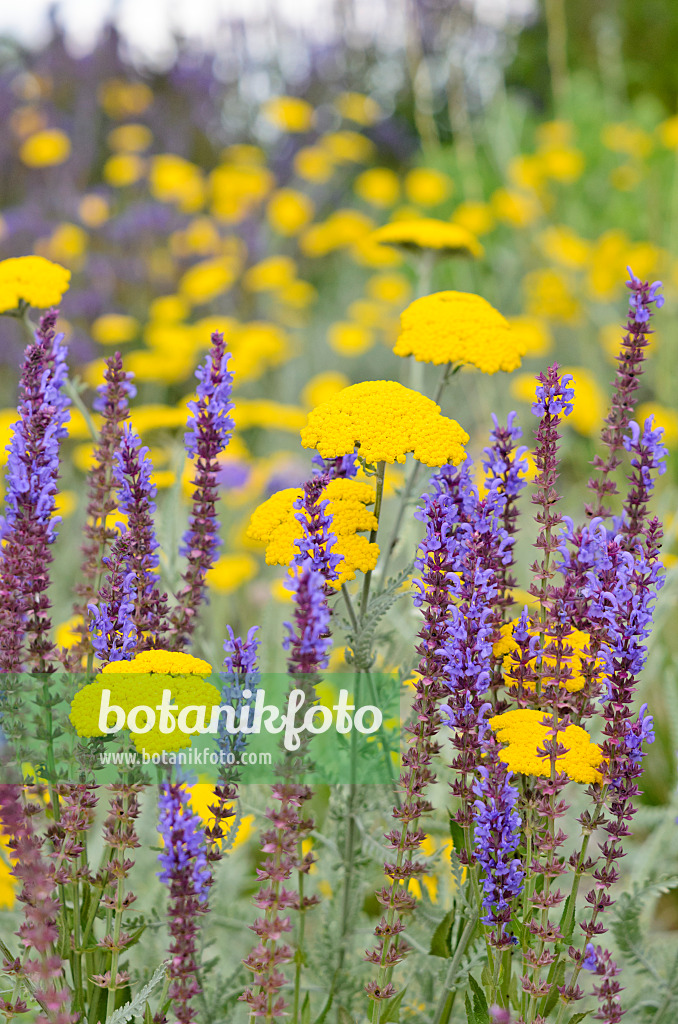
[380, 987, 407, 1024]
[468, 975, 489, 1024]
[429, 909, 455, 958]
[465, 993, 477, 1024]
[566, 1012, 593, 1024]
[312, 989, 334, 1024]
[106, 961, 167, 1024]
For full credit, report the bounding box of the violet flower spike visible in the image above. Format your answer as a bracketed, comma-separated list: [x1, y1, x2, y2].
[70, 351, 136, 662]
[169, 330, 235, 648]
[587, 270, 664, 519]
[0, 310, 70, 673]
[157, 782, 212, 1024]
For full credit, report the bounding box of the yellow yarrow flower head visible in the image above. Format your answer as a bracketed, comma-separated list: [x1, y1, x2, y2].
[0, 256, 71, 313]
[368, 218, 483, 258]
[247, 478, 379, 586]
[494, 621, 607, 693]
[69, 650, 219, 757]
[301, 380, 468, 466]
[490, 709, 604, 785]
[395, 291, 525, 374]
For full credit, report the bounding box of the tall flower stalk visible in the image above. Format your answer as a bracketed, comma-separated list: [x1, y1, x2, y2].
[169, 330, 235, 649]
[70, 352, 136, 663]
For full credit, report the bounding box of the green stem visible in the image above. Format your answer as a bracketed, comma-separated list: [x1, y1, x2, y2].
[378, 364, 457, 588]
[431, 911, 479, 1024]
[293, 842, 306, 1024]
[544, 0, 569, 111]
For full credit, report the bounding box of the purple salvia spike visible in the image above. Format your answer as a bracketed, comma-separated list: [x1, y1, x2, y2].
[70, 351, 135, 663]
[169, 331, 235, 649]
[587, 269, 664, 520]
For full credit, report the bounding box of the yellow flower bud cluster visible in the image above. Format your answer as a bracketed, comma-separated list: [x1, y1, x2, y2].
[494, 621, 606, 693]
[490, 709, 604, 785]
[301, 380, 468, 467]
[0, 256, 71, 313]
[395, 291, 526, 374]
[247, 478, 379, 586]
[69, 650, 219, 757]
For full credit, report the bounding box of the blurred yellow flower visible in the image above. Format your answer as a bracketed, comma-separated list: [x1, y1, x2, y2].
[302, 371, 351, 409]
[210, 163, 274, 222]
[0, 831, 16, 909]
[179, 256, 238, 304]
[262, 95, 315, 132]
[523, 268, 580, 323]
[107, 123, 153, 152]
[243, 256, 297, 292]
[277, 280, 317, 309]
[103, 152, 145, 187]
[293, 145, 334, 183]
[20, 128, 71, 167]
[347, 299, 388, 328]
[301, 380, 468, 466]
[10, 105, 47, 139]
[149, 294, 189, 322]
[396, 291, 525, 373]
[491, 188, 541, 227]
[39, 223, 88, 269]
[587, 231, 661, 301]
[658, 115, 678, 149]
[207, 553, 257, 593]
[221, 144, 267, 165]
[452, 200, 495, 236]
[328, 321, 374, 356]
[91, 314, 140, 346]
[233, 400, 307, 433]
[536, 120, 573, 149]
[366, 273, 411, 305]
[540, 147, 585, 183]
[149, 154, 205, 212]
[335, 91, 381, 125]
[538, 225, 590, 269]
[601, 122, 653, 158]
[508, 153, 544, 193]
[320, 130, 375, 163]
[405, 167, 453, 206]
[353, 167, 400, 207]
[78, 194, 110, 227]
[368, 217, 482, 257]
[98, 79, 153, 119]
[0, 255, 70, 313]
[300, 210, 375, 256]
[266, 188, 315, 235]
[55, 615, 83, 650]
[506, 316, 553, 357]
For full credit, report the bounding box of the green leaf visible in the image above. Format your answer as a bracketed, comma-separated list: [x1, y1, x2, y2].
[559, 894, 575, 942]
[379, 987, 407, 1024]
[106, 961, 167, 1024]
[144, 1003, 153, 1024]
[448, 816, 467, 856]
[312, 990, 334, 1024]
[429, 909, 455, 958]
[301, 992, 311, 1024]
[337, 1008, 355, 1024]
[566, 1012, 593, 1024]
[468, 975, 490, 1024]
[508, 973, 521, 1012]
[465, 993, 477, 1024]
